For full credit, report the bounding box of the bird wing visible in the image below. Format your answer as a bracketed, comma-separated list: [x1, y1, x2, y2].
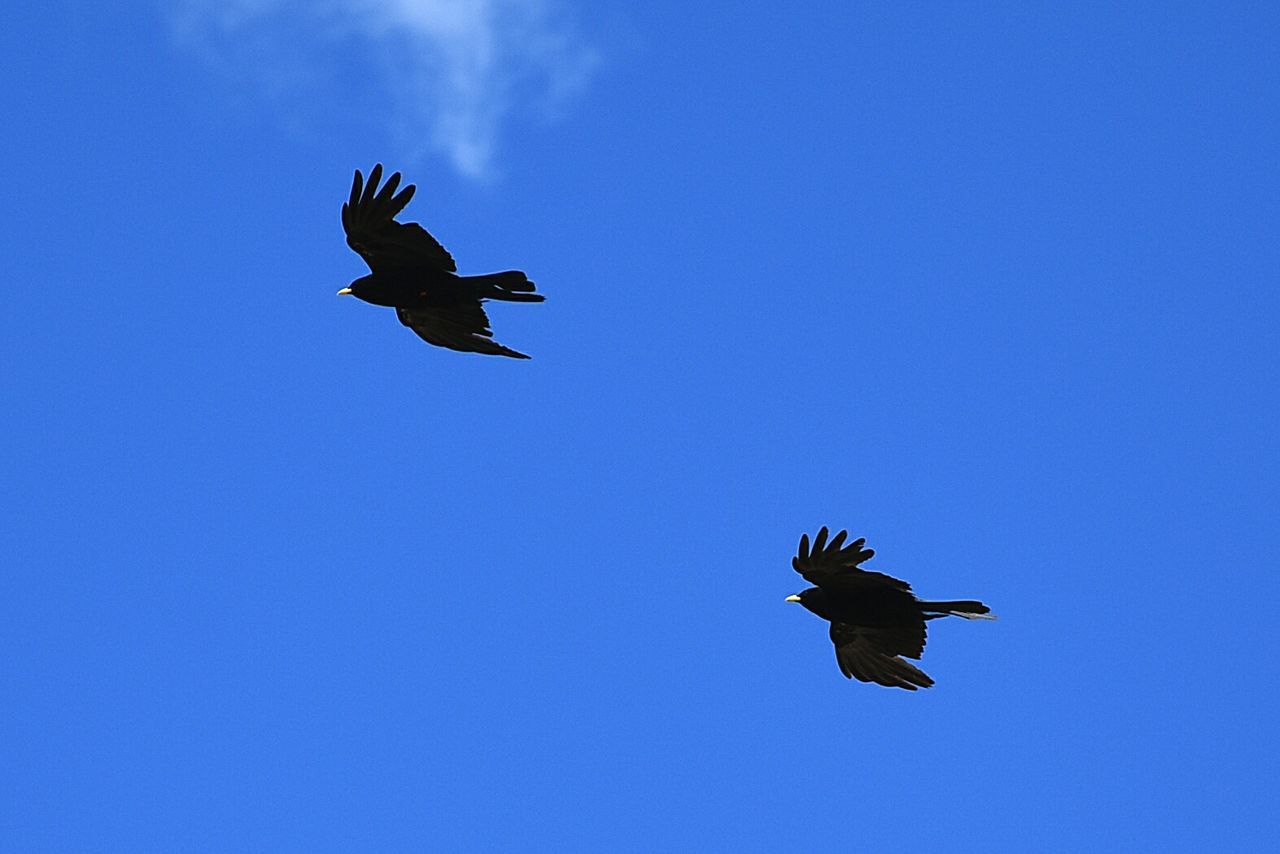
[341, 164, 457, 274]
[829, 622, 934, 690]
[396, 306, 530, 359]
[791, 527, 913, 592]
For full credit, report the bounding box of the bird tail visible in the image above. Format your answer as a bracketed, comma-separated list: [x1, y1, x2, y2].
[461, 271, 545, 303]
[919, 600, 997, 620]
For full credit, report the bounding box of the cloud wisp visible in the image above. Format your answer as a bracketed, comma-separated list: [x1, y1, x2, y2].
[172, 0, 597, 178]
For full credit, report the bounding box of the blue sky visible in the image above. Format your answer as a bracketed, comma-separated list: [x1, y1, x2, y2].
[2, 1, 1278, 850]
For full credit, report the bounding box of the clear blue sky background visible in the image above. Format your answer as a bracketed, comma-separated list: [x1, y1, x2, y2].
[3, 1, 1278, 850]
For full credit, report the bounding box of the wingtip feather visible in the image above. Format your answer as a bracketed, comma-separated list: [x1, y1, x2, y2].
[361, 164, 383, 207]
[349, 170, 364, 208]
[813, 527, 829, 555]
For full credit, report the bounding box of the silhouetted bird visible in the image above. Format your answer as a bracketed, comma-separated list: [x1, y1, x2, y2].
[337, 164, 543, 359]
[786, 527, 995, 690]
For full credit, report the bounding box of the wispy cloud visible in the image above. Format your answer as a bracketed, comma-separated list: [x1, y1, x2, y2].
[171, 0, 597, 178]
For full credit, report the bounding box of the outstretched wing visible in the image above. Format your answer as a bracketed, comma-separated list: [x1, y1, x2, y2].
[341, 164, 457, 274]
[792, 527, 911, 592]
[829, 622, 933, 690]
[396, 306, 531, 360]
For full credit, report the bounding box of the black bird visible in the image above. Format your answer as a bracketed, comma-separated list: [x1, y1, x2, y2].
[337, 164, 544, 359]
[786, 527, 995, 690]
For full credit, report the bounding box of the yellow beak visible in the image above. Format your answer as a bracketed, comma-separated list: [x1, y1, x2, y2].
[785, 594, 802, 603]
[337, 287, 353, 296]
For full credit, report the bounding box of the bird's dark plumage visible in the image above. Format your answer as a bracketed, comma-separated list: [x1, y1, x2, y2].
[787, 527, 995, 690]
[338, 164, 543, 359]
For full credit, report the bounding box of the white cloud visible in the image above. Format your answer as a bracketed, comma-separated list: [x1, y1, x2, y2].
[171, 0, 597, 178]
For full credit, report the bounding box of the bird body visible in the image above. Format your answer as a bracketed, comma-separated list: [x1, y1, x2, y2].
[343, 269, 539, 310]
[787, 527, 995, 690]
[792, 585, 922, 628]
[338, 164, 543, 359]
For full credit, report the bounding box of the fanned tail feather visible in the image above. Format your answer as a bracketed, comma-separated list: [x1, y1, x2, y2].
[919, 600, 997, 620]
[462, 271, 545, 302]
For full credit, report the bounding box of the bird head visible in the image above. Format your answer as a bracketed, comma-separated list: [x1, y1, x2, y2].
[336, 275, 390, 306]
[785, 588, 831, 619]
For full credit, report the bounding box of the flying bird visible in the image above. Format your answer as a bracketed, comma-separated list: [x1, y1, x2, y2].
[786, 527, 995, 690]
[337, 164, 544, 359]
